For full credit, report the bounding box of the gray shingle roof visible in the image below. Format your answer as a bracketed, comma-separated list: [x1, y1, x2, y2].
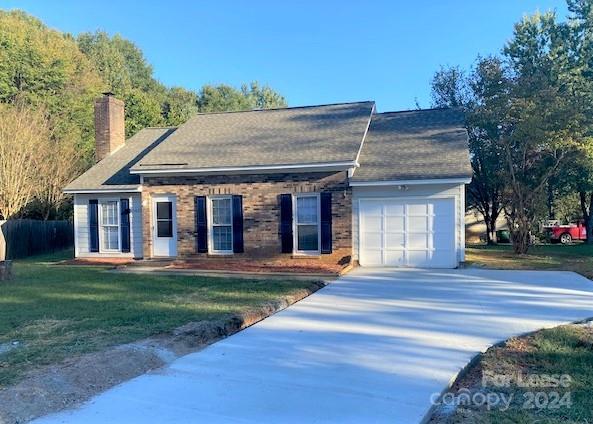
[65, 127, 176, 191]
[131, 102, 375, 172]
[64, 104, 472, 192]
[352, 108, 472, 182]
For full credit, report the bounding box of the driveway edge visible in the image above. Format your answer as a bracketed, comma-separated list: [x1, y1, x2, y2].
[0, 280, 328, 424]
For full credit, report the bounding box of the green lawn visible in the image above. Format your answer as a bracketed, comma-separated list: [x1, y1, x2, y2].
[0, 249, 314, 388]
[445, 324, 593, 423]
[455, 244, 593, 423]
[466, 243, 593, 280]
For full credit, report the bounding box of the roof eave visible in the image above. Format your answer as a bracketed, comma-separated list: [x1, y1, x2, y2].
[130, 161, 359, 177]
[349, 177, 472, 187]
[63, 187, 142, 194]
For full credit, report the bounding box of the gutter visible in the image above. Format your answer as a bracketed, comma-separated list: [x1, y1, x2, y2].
[63, 187, 142, 194]
[349, 178, 472, 187]
[129, 161, 359, 176]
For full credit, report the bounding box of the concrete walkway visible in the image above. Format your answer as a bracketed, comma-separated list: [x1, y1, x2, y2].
[35, 268, 593, 424]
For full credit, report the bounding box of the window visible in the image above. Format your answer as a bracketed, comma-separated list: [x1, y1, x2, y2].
[209, 196, 233, 253]
[100, 200, 120, 251]
[295, 194, 320, 253]
[156, 201, 173, 237]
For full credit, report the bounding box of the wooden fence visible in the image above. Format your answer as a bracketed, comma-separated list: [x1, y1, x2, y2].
[0, 219, 74, 260]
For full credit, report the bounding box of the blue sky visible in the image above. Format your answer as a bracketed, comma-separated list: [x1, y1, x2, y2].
[3, 0, 568, 111]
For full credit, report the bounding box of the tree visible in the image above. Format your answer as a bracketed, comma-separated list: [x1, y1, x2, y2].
[241, 81, 287, 109]
[36, 135, 86, 221]
[500, 12, 585, 253]
[431, 59, 507, 244]
[123, 88, 165, 136]
[0, 11, 290, 222]
[197, 84, 252, 112]
[558, 0, 593, 244]
[556, 153, 593, 243]
[430, 66, 470, 108]
[0, 102, 49, 219]
[467, 58, 510, 245]
[77, 32, 133, 94]
[0, 10, 104, 162]
[162, 87, 199, 126]
[77, 31, 166, 136]
[198, 82, 286, 112]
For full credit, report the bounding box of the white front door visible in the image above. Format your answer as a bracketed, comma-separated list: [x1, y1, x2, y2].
[152, 195, 177, 257]
[359, 198, 457, 268]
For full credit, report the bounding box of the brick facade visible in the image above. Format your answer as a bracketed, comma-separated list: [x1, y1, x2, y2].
[94, 94, 125, 162]
[141, 171, 352, 265]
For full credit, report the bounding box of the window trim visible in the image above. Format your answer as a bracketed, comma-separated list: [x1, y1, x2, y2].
[207, 195, 234, 255]
[155, 201, 174, 238]
[98, 198, 121, 253]
[292, 193, 321, 256]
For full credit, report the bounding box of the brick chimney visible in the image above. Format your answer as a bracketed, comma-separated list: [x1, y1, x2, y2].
[94, 92, 125, 162]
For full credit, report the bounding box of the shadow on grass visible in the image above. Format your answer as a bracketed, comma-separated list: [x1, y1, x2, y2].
[0, 252, 315, 387]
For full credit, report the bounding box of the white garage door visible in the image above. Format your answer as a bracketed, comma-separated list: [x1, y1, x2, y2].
[359, 198, 457, 268]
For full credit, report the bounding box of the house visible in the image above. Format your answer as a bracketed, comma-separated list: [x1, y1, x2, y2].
[64, 93, 471, 268]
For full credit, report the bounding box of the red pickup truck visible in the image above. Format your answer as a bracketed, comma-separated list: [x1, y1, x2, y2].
[549, 222, 587, 244]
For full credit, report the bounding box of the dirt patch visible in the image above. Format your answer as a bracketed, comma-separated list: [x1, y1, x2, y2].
[60, 257, 135, 266]
[61, 257, 348, 275]
[0, 280, 326, 424]
[167, 258, 346, 275]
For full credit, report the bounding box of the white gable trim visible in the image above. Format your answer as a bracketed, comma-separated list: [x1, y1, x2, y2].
[349, 178, 471, 187]
[351, 103, 375, 178]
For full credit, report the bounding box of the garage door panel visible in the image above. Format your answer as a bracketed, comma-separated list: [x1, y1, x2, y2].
[385, 216, 405, 231]
[363, 232, 382, 249]
[364, 216, 383, 232]
[408, 216, 428, 232]
[384, 250, 405, 266]
[364, 201, 383, 216]
[359, 198, 457, 268]
[407, 203, 428, 215]
[384, 203, 404, 216]
[385, 232, 405, 248]
[407, 232, 428, 249]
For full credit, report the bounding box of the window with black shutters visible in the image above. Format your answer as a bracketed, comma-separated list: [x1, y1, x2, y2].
[294, 193, 320, 254]
[209, 196, 233, 253]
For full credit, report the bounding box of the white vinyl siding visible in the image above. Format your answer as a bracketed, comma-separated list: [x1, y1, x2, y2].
[74, 193, 143, 258]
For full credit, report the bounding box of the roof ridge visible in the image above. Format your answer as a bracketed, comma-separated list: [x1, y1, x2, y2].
[190, 101, 376, 117]
[376, 107, 463, 116]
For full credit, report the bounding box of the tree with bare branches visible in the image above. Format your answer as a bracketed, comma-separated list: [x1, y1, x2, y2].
[35, 137, 86, 220]
[0, 103, 50, 219]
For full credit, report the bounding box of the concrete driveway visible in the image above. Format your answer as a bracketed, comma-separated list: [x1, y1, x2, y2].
[36, 268, 593, 424]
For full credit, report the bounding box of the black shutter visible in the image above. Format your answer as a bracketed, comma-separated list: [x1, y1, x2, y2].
[232, 195, 244, 253]
[320, 192, 332, 254]
[120, 198, 131, 253]
[89, 199, 99, 252]
[279, 194, 293, 253]
[195, 196, 208, 253]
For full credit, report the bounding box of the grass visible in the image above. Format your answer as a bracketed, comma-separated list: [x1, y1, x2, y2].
[445, 324, 593, 423]
[0, 249, 315, 388]
[466, 243, 593, 279]
[444, 244, 593, 423]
